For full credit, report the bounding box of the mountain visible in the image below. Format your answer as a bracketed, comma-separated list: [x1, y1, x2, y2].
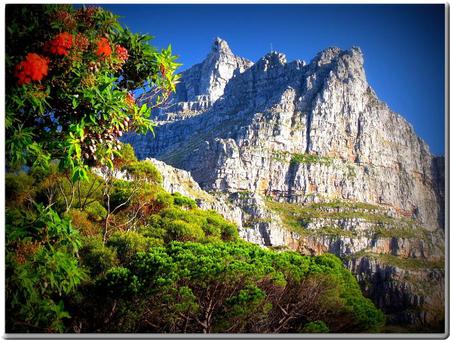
[124, 38, 445, 330]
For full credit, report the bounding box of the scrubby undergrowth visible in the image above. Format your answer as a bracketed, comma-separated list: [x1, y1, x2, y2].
[6, 146, 384, 333]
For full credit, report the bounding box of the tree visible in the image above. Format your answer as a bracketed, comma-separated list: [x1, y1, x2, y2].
[5, 4, 180, 332]
[5, 4, 180, 181]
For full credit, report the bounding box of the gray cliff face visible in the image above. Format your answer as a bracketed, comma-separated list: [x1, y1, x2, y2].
[124, 39, 445, 329]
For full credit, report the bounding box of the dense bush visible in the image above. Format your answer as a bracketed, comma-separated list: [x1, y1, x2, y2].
[107, 231, 163, 265]
[65, 209, 98, 236]
[166, 219, 206, 241]
[123, 160, 163, 184]
[71, 241, 384, 333]
[172, 192, 197, 209]
[6, 204, 86, 332]
[301, 321, 329, 333]
[84, 200, 108, 221]
[79, 237, 118, 277]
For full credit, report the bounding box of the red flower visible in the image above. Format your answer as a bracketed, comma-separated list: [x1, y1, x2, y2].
[45, 32, 73, 56]
[116, 45, 129, 62]
[96, 37, 112, 59]
[14, 53, 50, 85]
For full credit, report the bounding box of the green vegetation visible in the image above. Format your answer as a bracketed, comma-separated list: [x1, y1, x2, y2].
[301, 320, 330, 333]
[172, 192, 197, 209]
[72, 242, 384, 333]
[123, 160, 163, 184]
[6, 146, 385, 333]
[271, 150, 334, 166]
[266, 199, 394, 235]
[265, 199, 432, 243]
[290, 153, 334, 166]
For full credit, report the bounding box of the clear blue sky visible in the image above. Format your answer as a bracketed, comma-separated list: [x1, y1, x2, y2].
[101, 4, 445, 155]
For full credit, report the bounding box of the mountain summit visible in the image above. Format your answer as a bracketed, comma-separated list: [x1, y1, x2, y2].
[125, 39, 444, 328]
[168, 37, 252, 112]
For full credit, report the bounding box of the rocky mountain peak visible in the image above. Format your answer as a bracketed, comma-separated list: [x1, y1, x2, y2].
[211, 37, 232, 55]
[257, 51, 288, 70]
[159, 38, 253, 112]
[312, 46, 342, 66]
[310, 46, 364, 75]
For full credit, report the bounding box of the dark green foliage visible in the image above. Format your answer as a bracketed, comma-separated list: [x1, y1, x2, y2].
[123, 160, 163, 184]
[107, 231, 163, 264]
[84, 200, 108, 221]
[79, 238, 118, 277]
[72, 241, 384, 333]
[6, 204, 86, 332]
[172, 192, 197, 209]
[98, 267, 142, 297]
[301, 321, 329, 333]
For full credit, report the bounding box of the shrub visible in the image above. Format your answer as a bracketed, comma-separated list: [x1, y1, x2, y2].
[116, 143, 137, 167]
[5, 204, 85, 332]
[197, 210, 238, 240]
[98, 267, 142, 297]
[5, 171, 35, 206]
[155, 191, 175, 208]
[107, 231, 163, 265]
[301, 320, 329, 333]
[220, 222, 239, 241]
[123, 160, 163, 184]
[66, 209, 99, 237]
[84, 201, 108, 222]
[109, 180, 134, 211]
[172, 192, 197, 209]
[166, 220, 205, 242]
[79, 238, 118, 277]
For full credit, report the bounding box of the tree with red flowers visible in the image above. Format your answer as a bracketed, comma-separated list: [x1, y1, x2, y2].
[6, 4, 180, 181]
[5, 4, 180, 333]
